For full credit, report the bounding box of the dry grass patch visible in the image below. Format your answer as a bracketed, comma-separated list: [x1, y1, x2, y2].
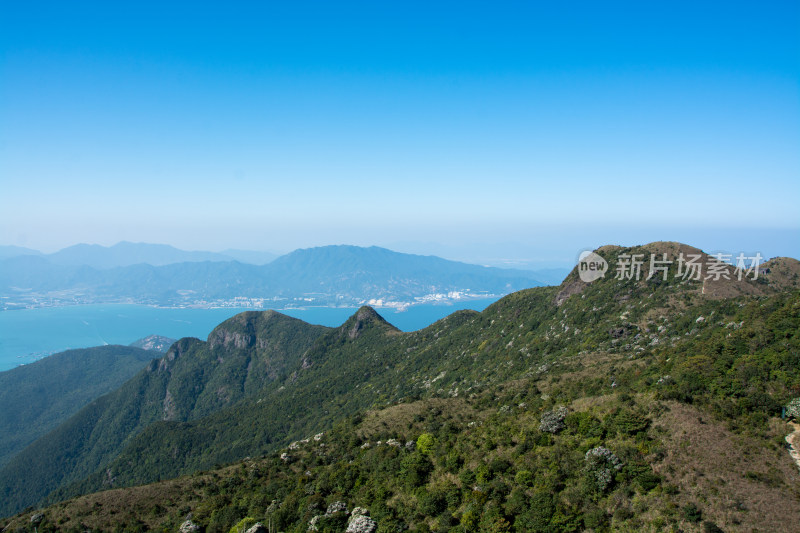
[356, 397, 478, 439]
[654, 402, 800, 532]
[1, 474, 207, 531]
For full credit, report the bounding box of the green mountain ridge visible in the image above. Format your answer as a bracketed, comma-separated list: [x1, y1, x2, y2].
[2, 241, 799, 531]
[0, 313, 329, 516]
[0, 345, 158, 468]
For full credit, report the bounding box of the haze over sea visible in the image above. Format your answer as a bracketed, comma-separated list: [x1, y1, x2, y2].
[0, 299, 498, 371]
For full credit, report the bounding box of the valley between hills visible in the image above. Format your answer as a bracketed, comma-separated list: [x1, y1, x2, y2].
[1, 241, 799, 533]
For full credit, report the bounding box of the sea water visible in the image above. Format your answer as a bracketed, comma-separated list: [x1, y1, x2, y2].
[0, 299, 498, 371]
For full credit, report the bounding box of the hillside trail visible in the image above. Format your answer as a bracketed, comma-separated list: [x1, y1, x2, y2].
[787, 422, 800, 470]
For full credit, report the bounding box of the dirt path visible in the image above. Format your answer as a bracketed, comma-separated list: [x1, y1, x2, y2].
[787, 421, 800, 470]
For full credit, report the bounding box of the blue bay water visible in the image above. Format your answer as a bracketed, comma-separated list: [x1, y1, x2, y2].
[0, 299, 498, 371]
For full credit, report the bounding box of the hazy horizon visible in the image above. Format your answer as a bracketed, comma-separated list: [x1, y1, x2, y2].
[4, 227, 799, 272]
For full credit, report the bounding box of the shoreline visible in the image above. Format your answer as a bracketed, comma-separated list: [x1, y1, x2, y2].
[0, 294, 502, 313]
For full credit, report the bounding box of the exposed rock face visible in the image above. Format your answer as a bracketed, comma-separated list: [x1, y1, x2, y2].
[179, 520, 201, 533]
[343, 506, 376, 533]
[154, 338, 201, 372]
[326, 501, 347, 515]
[350, 507, 368, 518]
[207, 311, 288, 349]
[347, 515, 377, 533]
[209, 328, 256, 349]
[341, 306, 396, 340]
[244, 523, 268, 533]
[554, 279, 588, 306]
[348, 308, 376, 339]
[163, 389, 177, 421]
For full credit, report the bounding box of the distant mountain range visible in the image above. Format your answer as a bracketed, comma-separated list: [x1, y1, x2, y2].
[0, 242, 277, 268]
[0, 245, 44, 260]
[0, 244, 546, 309]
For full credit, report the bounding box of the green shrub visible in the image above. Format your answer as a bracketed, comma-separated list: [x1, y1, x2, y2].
[416, 433, 436, 456]
[683, 503, 702, 523]
[400, 452, 433, 487]
[228, 517, 257, 533]
[513, 470, 533, 487]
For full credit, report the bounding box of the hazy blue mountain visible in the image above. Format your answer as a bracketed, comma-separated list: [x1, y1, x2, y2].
[0, 245, 42, 260]
[0, 242, 278, 268]
[218, 249, 277, 264]
[129, 335, 177, 353]
[0, 255, 97, 291]
[0, 345, 157, 468]
[260, 245, 541, 296]
[45, 242, 238, 269]
[0, 245, 543, 308]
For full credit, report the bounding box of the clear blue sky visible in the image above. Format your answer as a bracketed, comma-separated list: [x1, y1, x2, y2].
[1, 1, 798, 266]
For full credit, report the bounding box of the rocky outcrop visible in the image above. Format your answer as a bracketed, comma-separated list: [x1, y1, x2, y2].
[340, 306, 397, 340]
[308, 503, 377, 533]
[179, 520, 201, 533]
[347, 308, 377, 339]
[163, 389, 177, 421]
[347, 515, 377, 533]
[209, 328, 256, 349]
[207, 312, 265, 349]
[347, 507, 377, 533]
[554, 278, 588, 306]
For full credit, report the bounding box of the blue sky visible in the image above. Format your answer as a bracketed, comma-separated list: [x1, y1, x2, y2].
[1, 1, 798, 266]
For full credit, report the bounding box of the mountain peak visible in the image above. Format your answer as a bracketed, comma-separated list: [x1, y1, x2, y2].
[207, 310, 319, 349]
[555, 241, 800, 305]
[340, 306, 399, 340]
